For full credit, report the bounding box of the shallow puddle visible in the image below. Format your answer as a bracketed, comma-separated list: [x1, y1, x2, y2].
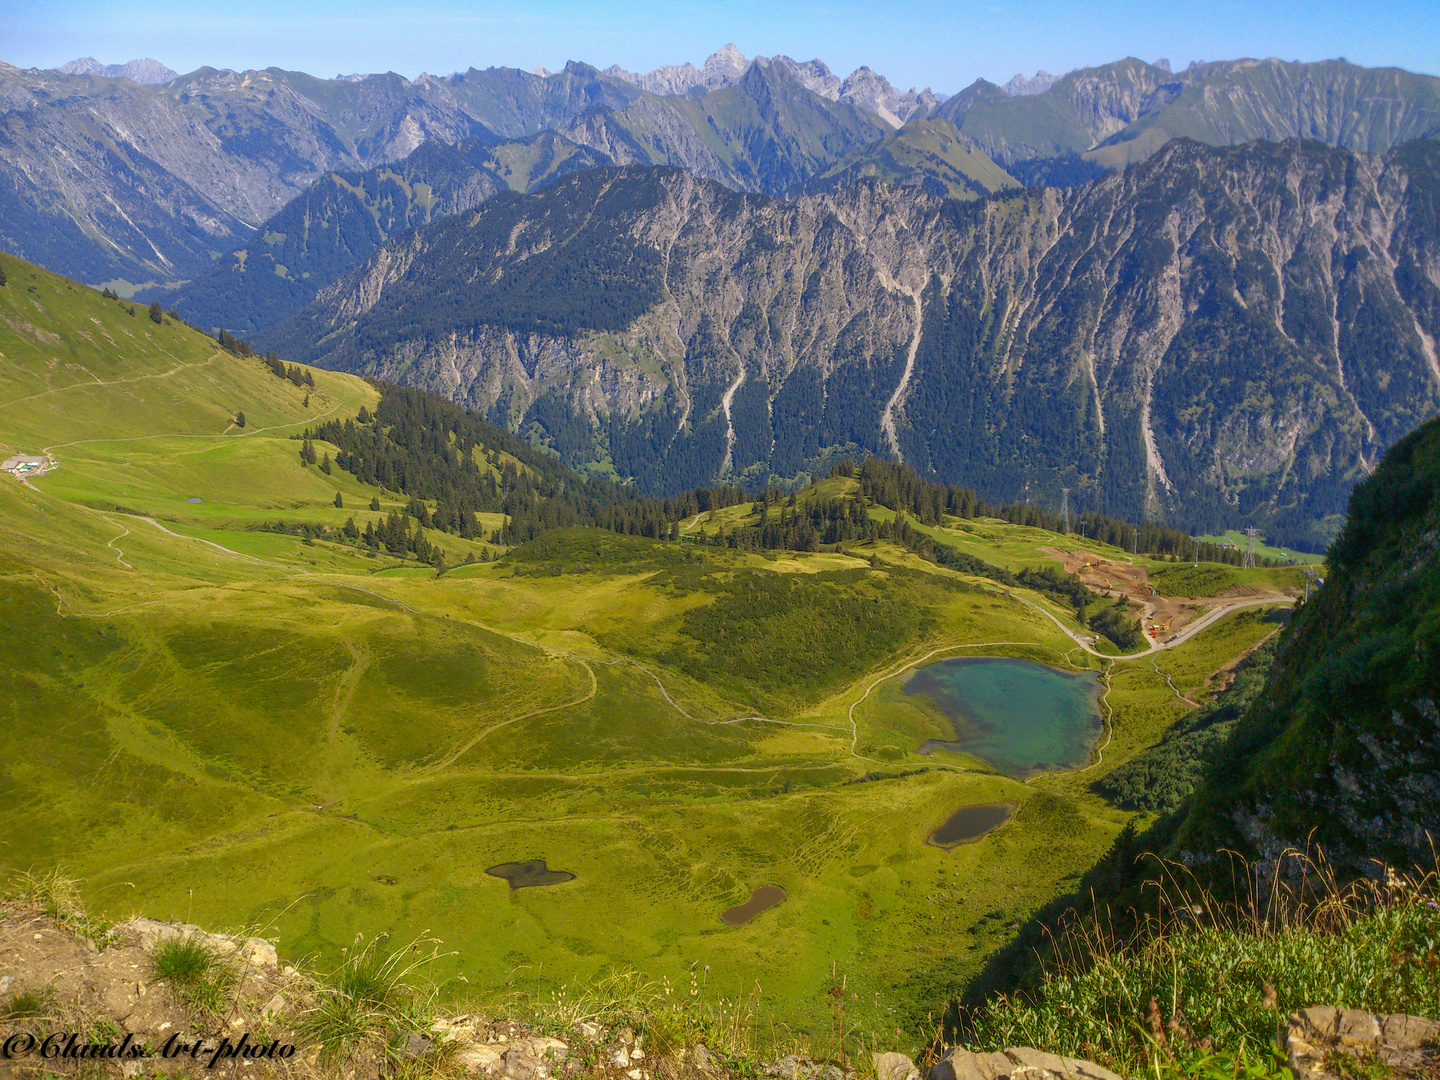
[927, 801, 1017, 848]
[720, 885, 787, 926]
[485, 860, 576, 889]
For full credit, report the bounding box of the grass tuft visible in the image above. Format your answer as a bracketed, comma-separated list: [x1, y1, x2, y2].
[2, 984, 58, 1020]
[150, 935, 239, 1015]
[3, 868, 113, 945]
[299, 933, 447, 1067]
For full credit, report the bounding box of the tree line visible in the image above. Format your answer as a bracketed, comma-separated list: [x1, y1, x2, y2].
[839, 459, 1285, 566]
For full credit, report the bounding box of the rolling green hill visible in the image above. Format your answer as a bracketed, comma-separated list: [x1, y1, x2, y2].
[0, 251, 1299, 1040]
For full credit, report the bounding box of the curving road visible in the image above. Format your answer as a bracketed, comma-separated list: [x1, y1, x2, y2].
[1008, 589, 1293, 660]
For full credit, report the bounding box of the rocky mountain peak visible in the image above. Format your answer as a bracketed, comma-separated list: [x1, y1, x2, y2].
[601, 47, 939, 127]
[1002, 70, 1058, 96]
[703, 43, 749, 79]
[605, 44, 751, 95]
[54, 56, 177, 83]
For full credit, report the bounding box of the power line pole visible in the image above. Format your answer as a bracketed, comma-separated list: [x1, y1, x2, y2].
[1194, 538, 1199, 567]
[1132, 527, 1139, 556]
[1060, 487, 1071, 534]
[1242, 526, 1259, 570]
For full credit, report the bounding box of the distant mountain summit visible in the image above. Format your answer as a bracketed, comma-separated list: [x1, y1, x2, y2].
[1001, 70, 1058, 96]
[54, 57, 176, 84]
[605, 45, 944, 128]
[605, 43, 748, 95]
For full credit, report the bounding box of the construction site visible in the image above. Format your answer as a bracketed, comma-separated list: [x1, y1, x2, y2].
[1042, 546, 1300, 645]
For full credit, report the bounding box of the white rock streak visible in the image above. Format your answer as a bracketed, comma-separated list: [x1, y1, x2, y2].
[880, 282, 923, 463]
[718, 366, 746, 476]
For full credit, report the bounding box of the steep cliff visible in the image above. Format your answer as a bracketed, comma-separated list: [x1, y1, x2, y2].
[0, 60, 642, 287]
[271, 139, 1440, 545]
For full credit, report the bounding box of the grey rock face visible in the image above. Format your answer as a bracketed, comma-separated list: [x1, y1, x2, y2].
[281, 137, 1440, 543]
[941, 57, 1440, 181]
[605, 44, 751, 96]
[927, 1046, 1123, 1080]
[1285, 1007, 1440, 1080]
[0, 60, 639, 286]
[603, 47, 940, 129]
[55, 57, 178, 84]
[874, 1051, 921, 1080]
[0, 54, 896, 289]
[1001, 71, 1059, 96]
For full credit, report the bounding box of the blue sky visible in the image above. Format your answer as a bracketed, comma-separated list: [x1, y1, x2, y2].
[7, 0, 1438, 91]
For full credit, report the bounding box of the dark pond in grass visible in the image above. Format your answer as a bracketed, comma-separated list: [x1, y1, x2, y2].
[720, 886, 787, 926]
[907, 657, 1102, 778]
[928, 802, 1017, 848]
[485, 860, 575, 889]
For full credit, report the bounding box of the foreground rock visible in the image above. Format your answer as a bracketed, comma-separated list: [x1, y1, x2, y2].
[1284, 1007, 1440, 1080]
[7, 906, 1440, 1080]
[927, 1047, 1123, 1080]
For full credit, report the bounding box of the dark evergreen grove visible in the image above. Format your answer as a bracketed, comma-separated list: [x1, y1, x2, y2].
[302, 381, 750, 546]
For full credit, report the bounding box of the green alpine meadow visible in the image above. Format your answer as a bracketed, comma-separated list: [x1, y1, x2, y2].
[1, 19, 1438, 1080]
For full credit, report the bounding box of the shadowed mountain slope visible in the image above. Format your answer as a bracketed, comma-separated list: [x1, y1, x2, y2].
[169, 133, 610, 336]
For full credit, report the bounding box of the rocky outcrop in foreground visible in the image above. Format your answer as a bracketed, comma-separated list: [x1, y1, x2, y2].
[3, 910, 1437, 1080]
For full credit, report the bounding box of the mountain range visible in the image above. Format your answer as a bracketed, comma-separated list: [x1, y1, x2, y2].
[54, 56, 178, 83]
[4, 50, 1439, 296]
[4, 46, 1440, 543]
[258, 137, 1440, 549]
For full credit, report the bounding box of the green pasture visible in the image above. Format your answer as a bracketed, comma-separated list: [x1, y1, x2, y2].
[0, 256, 1296, 1041]
[1197, 530, 1325, 565]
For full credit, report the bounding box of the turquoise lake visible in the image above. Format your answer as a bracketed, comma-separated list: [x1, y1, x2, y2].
[905, 657, 1103, 778]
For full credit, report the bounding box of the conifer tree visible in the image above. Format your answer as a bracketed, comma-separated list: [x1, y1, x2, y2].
[334, 491, 343, 508]
[369, 496, 380, 511]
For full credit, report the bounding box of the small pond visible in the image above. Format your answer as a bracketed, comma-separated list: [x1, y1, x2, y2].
[485, 860, 575, 889]
[905, 657, 1102, 779]
[927, 802, 1017, 848]
[720, 885, 787, 926]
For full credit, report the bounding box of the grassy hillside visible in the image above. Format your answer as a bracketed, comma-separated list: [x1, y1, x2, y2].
[810, 116, 1019, 199]
[0, 252, 1299, 1043]
[1176, 415, 1440, 872]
